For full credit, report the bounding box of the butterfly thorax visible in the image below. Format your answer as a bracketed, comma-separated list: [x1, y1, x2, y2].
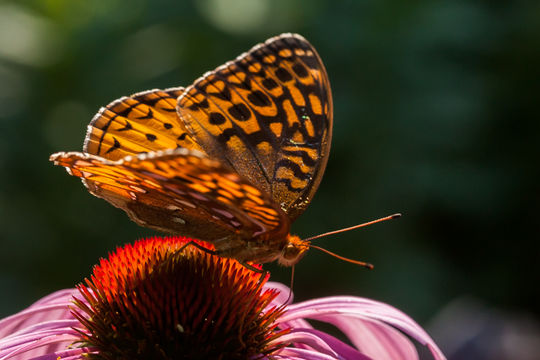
[212, 232, 308, 266]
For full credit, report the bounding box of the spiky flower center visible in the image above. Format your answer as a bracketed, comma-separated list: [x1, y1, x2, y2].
[73, 237, 286, 359]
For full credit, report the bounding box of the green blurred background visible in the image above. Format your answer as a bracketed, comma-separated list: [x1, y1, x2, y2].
[1, 0, 539, 358]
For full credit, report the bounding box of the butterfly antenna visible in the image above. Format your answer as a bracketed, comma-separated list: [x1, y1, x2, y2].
[303, 213, 402, 269]
[309, 244, 374, 269]
[304, 213, 401, 242]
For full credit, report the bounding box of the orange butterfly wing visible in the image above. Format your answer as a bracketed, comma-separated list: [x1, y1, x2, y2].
[50, 149, 290, 264]
[51, 34, 332, 263]
[84, 87, 204, 159]
[177, 33, 333, 220]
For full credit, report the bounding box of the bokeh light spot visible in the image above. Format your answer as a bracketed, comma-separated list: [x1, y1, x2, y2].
[119, 25, 180, 81]
[197, 0, 271, 34]
[0, 4, 63, 67]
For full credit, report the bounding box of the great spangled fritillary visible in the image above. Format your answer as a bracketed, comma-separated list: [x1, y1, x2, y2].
[50, 33, 333, 266]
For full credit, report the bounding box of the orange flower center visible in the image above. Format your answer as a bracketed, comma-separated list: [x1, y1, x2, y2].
[72, 236, 287, 359]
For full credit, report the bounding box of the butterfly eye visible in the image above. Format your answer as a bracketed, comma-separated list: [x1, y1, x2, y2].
[278, 236, 309, 266]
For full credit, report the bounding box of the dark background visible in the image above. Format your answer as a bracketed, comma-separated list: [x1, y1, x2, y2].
[1, 1, 538, 358]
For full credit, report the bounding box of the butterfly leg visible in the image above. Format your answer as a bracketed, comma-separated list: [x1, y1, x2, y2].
[177, 241, 266, 276]
[177, 240, 219, 256]
[239, 261, 265, 273]
[239, 262, 269, 295]
[177, 240, 269, 286]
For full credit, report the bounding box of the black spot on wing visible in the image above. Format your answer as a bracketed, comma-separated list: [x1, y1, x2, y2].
[188, 98, 210, 111]
[262, 78, 278, 90]
[247, 90, 271, 107]
[275, 68, 293, 82]
[117, 120, 132, 132]
[209, 112, 227, 125]
[137, 108, 154, 120]
[292, 63, 308, 78]
[106, 137, 121, 154]
[116, 106, 133, 118]
[228, 103, 251, 121]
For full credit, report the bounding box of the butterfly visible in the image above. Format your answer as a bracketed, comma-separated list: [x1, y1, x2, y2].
[50, 33, 333, 266]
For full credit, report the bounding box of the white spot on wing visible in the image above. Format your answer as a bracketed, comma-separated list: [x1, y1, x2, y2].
[172, 217, 186, 224]
[129, 185, 147, 193]
[212, 208, 234, 219]
[189, 191, 208, 201]
[175, 199, 196, 208]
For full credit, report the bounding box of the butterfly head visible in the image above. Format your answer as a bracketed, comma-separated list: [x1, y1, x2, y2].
[278, 235, 310, 267]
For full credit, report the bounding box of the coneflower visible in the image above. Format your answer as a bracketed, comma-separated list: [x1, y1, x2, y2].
[0, 236, 445, 360]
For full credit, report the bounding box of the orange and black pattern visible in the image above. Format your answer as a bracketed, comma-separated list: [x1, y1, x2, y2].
[51, 149, 291, 262]
[178, 34, 332, 220]
[85, 87, 203, 160]
[51, 33, 333, 264]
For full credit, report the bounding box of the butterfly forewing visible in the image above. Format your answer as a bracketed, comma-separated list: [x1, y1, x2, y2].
[177, 33, 333, 221]
[84, 87, 203, 160]
[50, 149, 291, 261]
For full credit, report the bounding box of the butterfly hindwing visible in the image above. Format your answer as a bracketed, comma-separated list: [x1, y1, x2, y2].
[50, 149, 291, 261]
[177, 33, 333, 220]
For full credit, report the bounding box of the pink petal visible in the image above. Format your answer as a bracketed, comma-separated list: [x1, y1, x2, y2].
[0, 289, 86, 360]
[265, 281, 294, 306]
[30, 347, 92, 360]
[0, 333, 79, 360]
[0, 289, 78, 337]
[320, 316, 418, 360]
[278, 328, 372, 359]
[274, 346, 353, 360]
[279, 296, 446, 360]
[277, 330, 340, 358]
